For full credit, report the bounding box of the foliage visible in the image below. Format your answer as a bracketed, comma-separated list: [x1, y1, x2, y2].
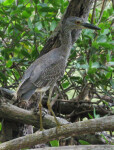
[50, 140, 59, 147]
[79, 140, 90, 145]
[0, 0, 68, 88]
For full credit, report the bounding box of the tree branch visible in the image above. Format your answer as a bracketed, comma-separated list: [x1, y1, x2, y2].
[0, 115, 114, 150]
[27, 145, 114, 150]
[0, 102, 68, 129]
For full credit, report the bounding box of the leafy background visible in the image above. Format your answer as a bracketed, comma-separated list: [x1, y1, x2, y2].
[0, 0, 69, 88]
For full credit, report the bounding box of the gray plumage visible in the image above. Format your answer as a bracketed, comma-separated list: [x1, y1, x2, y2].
[16, 17, 100, 101]
[17, 49, 65, 100]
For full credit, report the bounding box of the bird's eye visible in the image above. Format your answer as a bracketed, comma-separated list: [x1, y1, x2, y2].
[76, 21, 80, 24]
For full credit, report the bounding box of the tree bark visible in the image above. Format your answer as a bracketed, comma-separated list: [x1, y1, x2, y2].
[0, 102, 68, 129]
[27, 145, 114, 150]
[0, 115, 113, 150]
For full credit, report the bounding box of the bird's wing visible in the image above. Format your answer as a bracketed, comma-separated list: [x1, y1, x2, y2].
[30, 57, 65, 90]
[16, 58, 40, 98]
[16, 56, 65, 99]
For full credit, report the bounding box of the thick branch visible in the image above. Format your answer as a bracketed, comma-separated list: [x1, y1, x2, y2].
[0, 116, 114, 150]
[0, 87, 14, 100]
[0, 102, 68, 129]
[28, 145, 114, 150]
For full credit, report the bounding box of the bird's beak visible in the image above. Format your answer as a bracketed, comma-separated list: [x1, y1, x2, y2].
[82, 23, 101, 30]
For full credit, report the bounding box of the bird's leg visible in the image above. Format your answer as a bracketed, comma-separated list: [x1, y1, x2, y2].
[38, 92, 43, 131]
[47, 87, 60, 127]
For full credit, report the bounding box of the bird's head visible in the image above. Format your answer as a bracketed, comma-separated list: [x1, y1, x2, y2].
[65, 17, 101, 30]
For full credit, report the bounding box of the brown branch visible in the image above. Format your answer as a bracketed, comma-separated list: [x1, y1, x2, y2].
[94, 94, 114, 103]
[0, 115, 114, 150]
[0, 102, 68, 129]
[98, 0, 107, 24]
[0, 87, 15, 100]
[91, 0, 97, 24]
[27, 145, 114, 150]
[112, 0, 114, 9]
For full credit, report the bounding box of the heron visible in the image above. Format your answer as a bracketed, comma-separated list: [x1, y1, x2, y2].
[16, 17, 100, 130]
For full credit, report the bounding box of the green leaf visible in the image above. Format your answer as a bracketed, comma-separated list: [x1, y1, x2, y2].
[22, 10, 31, 18]
[28, 18, 33, 30]
[0, 71, 7, 81]
[21, 49, 31, 59]
[62, 82, 70, 88]
[98, 42, 113, 49]
[102, 29, 110, 35]
[92, 41, 99, 49]
[3, 0, 14, 5]
[84, 29, 94, 39]
[102, 100, 109, 106]
[6, 59, 13, 68]
[97, 35, 107, 43]
[105, 72, 112, 79]
[102, 10, 109, 20]
[101, 134, 109, 144]
[33, 0, 38, 4]
[93, 108, 100, 119]
[39, 7, 56, 12]
[79, 140, 90, 145]
[110, 79, 114, 89]
[50, 140, 59, 147]
[13, 69, 20, 79]
[35, 22, 42, 30]
[38, 3, 47, 7]
[91, 62, 100, 68]
[100, 54, 106, 63]
[79, 64, 89, 69]
[108, 62, 114, 66]
[88, 113, 93, 119]
[50, 20, 57, 31]
[70, 76, 82, 82]
[88, 68, 96, 74]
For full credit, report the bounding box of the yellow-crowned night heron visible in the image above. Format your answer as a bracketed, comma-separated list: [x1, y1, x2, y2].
[16, 17, 100, 130]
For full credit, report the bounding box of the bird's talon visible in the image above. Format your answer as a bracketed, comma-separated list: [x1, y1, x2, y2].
[42, 108, 48, 118]
[33, 108, 47, 118]
[40, 127, 44, 131]
[33, 107, 39, 115]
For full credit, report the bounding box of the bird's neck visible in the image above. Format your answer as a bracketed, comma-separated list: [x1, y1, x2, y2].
[60, 26, 72, 60]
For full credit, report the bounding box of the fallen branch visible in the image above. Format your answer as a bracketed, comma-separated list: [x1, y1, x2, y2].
[27, 145, 114, 150]
[0, 115, 114, 150]
[0, 102, 68, 129]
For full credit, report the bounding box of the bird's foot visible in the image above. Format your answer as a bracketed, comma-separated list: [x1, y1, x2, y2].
[54, 117, 61, 128]
[32, 108, 44, 131]
[33, 107, 47, 118]
[47, 102, 61, 128]
[40, 125, 44, 131]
